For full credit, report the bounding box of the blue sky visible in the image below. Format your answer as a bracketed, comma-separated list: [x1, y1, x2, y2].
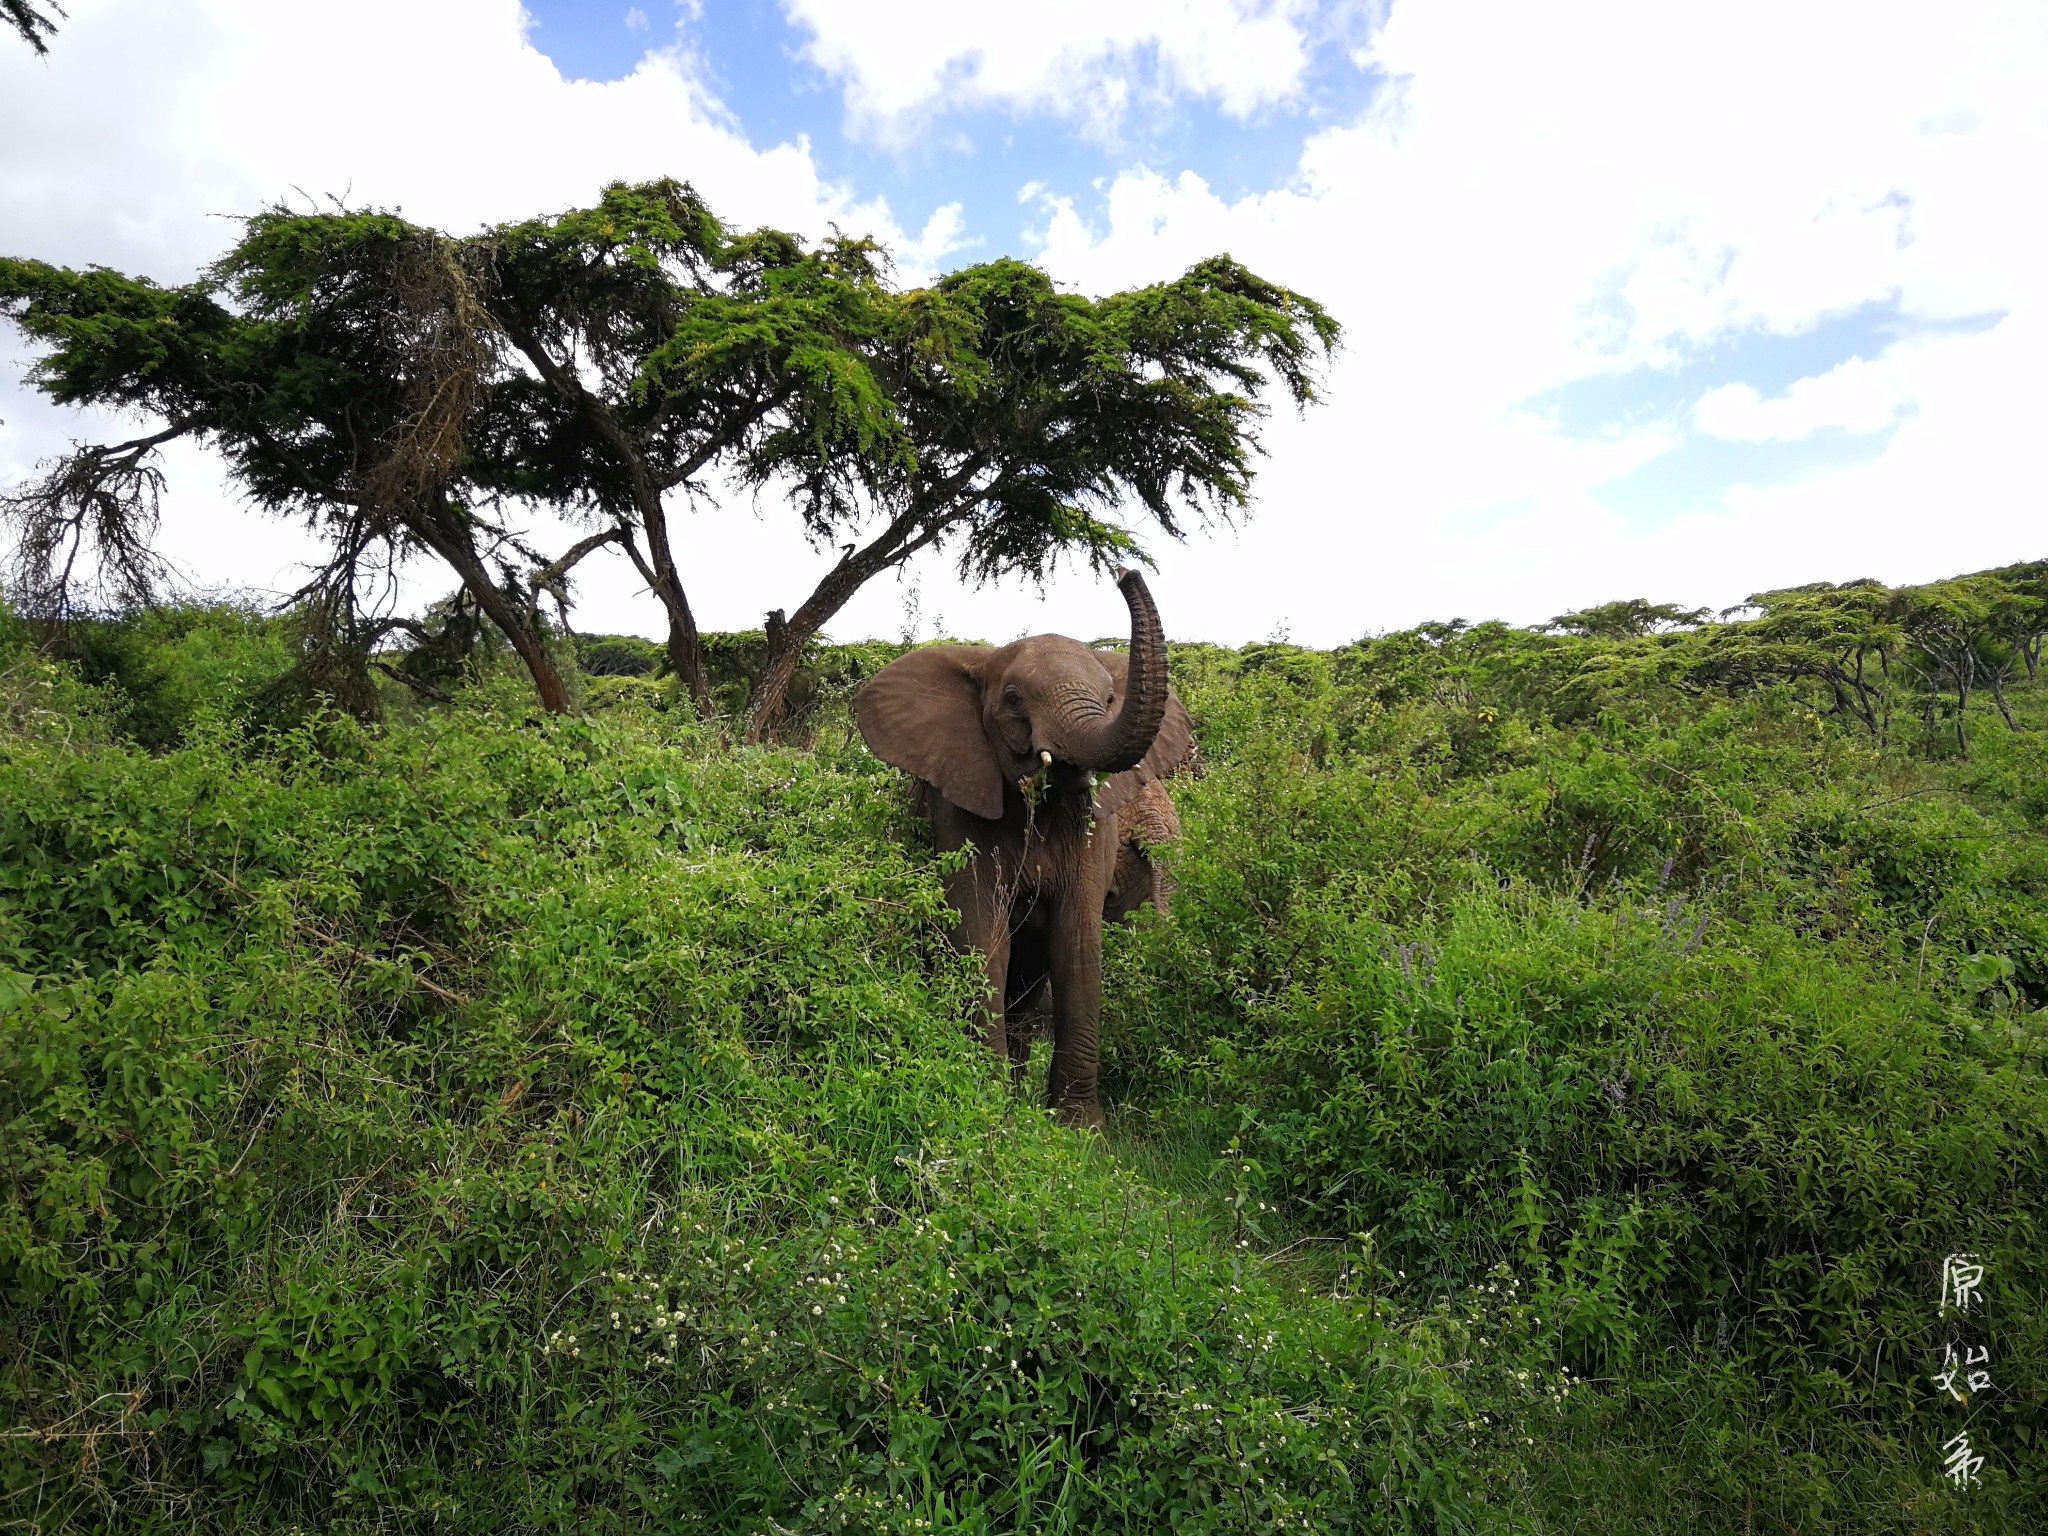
[1536, 301, 2008, 519]
[507, 0, 2043, 636]
[521, 0, 1383, 263]
[1, 0, 2043, 644]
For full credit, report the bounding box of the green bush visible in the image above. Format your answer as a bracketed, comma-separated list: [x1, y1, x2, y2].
[574, 632, 667, 678]
[1104, 648, 2048, 1531]
[696, 631, 912, 741]
[0, 703, 1476, 1533]
[1117, 873, 2044, 1370]
[7, 579, 2048, 1533]
[25, 603, 296, 749]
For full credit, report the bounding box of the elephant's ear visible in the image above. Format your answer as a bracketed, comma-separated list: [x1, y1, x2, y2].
[1091, 650, 1193, 819]
[855, 645, 1005, 820]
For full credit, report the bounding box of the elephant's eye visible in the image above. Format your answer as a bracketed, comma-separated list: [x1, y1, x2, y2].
[1003, 685, 1022, 709]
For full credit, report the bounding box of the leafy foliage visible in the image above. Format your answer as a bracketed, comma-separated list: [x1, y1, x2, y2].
[4, 557, 2046, 1533]
[0, 678, 1473, 1533]
[3, 0, 60, 54]
[3, 183, 1336, 732]
[15, 602, 295, 748]
[1107, 592, 2048, 1532]
[573, 631, 667, 678]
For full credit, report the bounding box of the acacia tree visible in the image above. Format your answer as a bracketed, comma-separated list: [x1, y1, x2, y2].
[1720, 582, 1904, 739]
[467, 182, 917, 709]
[1984, 559, 2048, 683]
[3, 180, 1337, 727]
[1542, 599, 1711, 640]
[1622, 574, 2040, 754]
[735, 254, 1338, 737]
[1893, 574, 2043, 752]
[1, 217, 601, 712]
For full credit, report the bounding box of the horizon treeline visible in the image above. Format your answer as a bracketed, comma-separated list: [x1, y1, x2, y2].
[8, 555, 2042, 758]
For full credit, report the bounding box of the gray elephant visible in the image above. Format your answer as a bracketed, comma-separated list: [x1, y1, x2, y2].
[854, 570, 1190, 1129]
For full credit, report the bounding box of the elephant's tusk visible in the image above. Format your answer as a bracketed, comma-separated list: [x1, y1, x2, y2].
[1039, 750, 1053, 767]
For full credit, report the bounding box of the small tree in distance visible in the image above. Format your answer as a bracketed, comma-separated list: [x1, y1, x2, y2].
[1542, 598, 1712, 640]
[1, 180, 1338, 732]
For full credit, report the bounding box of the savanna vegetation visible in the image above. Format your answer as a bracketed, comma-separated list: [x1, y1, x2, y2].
[2, 559, 2043, 1534]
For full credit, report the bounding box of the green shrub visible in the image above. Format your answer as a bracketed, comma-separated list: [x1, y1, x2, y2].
[1105, 661, 2048, 1530]
[1118, 874, 2044, 1369]
[574, 632, 667, 678]
[0, 704, 1476, 1533]
[697, 631, 911, 740]
[8, 580, 2048, 1532]
[27, 603, 295, 749]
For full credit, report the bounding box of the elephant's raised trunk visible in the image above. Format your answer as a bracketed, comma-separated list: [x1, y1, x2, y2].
[1066, 569, 1169, 774]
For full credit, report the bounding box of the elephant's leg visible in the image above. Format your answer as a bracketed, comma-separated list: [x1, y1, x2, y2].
[1004, 921, 1051, 1085]
[943, 850, 1013, 1060]
[1045, 836, 1115, 1130]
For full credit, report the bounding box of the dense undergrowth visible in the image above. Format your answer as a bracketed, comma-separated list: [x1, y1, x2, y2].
[1106, 630, 2048, 1532]
[2, 584, 2044, 1532]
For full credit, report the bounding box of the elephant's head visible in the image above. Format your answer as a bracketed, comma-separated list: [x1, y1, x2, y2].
[854, 569, 1190, 821]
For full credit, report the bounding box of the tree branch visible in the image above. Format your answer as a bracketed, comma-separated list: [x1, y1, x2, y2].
[4, 0, 63, 55]
[0, 416, 202, 617]
[526, 525, 624, 598]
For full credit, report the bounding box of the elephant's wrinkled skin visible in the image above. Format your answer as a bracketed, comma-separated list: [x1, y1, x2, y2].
[854, 570, 1189, 1129]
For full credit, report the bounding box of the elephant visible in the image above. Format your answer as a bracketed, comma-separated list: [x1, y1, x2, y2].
[854, 569, 1190, 1129]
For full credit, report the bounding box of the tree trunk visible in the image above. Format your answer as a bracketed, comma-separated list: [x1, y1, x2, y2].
[749, 608, 813, 743]
[496, 317, 722, 720]
[665, 600, 711, 715]
[743, 458, 1002, 740]
[613, 521, 712, 713]
[410, 500, 574, 714]
[1877, 645, 1894, 746]
[1988, 667, 2022, 732]
[635, 518, 713, 715]
[1953, 649, 1974, 757]
[637, 510, 710, 714]
[744, 508, 946, 742]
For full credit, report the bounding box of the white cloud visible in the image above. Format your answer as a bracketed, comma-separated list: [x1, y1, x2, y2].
[1, 0, 888, 280]
[991, 0, 2048, 643]
[784, 0, 1330, 144]
[895, 202, 974, 277]
[1694, 357, 1914, 442]
[4, 0, 2046, 656]
[0, 0, 964, 638]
